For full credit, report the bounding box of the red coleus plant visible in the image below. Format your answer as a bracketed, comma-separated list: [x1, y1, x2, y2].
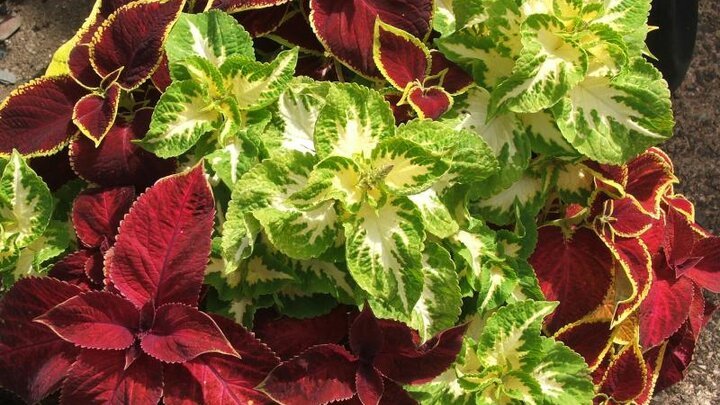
[0, 166, 280, 404]
[373, 19, 473, 119]
[0, 0, 183, 154]
[258, 306, 467, 405]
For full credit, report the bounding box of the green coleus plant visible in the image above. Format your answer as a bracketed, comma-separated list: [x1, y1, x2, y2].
[0, 1, 713, 404]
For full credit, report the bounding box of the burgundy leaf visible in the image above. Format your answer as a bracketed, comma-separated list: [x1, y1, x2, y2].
[141, 304, 237, 363]
[598, 343, 647, 402]
[0, 278, 83, 404]
[36, 291, 139, 351]
[373, 321, 466, 385]
[254, 306, 354, 360]
[633, 344, 666, 405]
[85, 249, 107, 285]
[294, 55, 340, 82]
[29, 148, 77, 191]
[70, 109, 177, 189]
[72, 83, 121, 145]
[610, 237, 653, 324]
[373, 19, 428, 90]
[107, 164, 214, 308]
[350, 306, 384, 361]
[68, 44, 102, 89]
[61, 350, 162, 405]
[270, 10, 325, 54]
[428, 50, 473, 94]
[48, 250, 97, 290]
[356, 363, 384, 405]
[602, 197, 654, 238]
[233, 3, 291, 37]
[90, 0, 184, 89]
[663, 206, 697, 270]
[638, 257, 695, 349]
[683, 237, 720, 292]
[213, 0, 291, 12]
[72, 187, 135, 248]
[530, 226, 614, 333]
[385, 93, 414, 124]
[310, 0, 433, 79]
[162, 363, 204, 405]
[151, 53, 172, 92]
[655, 321, 696, 391]
[407, 86, 452, 120]
[259, 344, 358, 405]
[555, 320, 614, 370]
[0, 76, 88, 156]
[625, 149, 676, 216]
[378, 381, 418, 405]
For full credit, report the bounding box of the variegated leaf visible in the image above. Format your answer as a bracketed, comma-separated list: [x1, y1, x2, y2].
[220, 48, 298, 110]
[7, 220, 70, 280]
[408, 187, 458, 238]
[371, 137, 449, 196]
[530, 336, 595, 404]
[471, 168, 548, 226]
[447, 218, 497, 293]
[0, 151, 53, 252]
[519, 110, 577, 157]
[166, 10, 254, 66]
[140, 80, 222, 158]
[555, 162, 593, 204]
[313, 83, 395, 160]
[552, 58, 673, 164]
[478, 260, 519, 312]
[207, 127, 260, 187]
[277, 78, 331, 155]
[345, 198, 425, 317]
[410, 243, 462, 342]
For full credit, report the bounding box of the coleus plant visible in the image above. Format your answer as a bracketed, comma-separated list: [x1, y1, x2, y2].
[0, 0, 716, 404]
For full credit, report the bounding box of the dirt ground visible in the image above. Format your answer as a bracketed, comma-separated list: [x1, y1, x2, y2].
[0, 0, 718, 403]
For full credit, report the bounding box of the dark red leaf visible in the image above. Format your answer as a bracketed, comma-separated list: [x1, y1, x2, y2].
[664, 194, 694, 221]
[60, 350, 162, 405]
[258, 344, 358, 405]
[29, 148, 77, 191]
[407, 86, 452, 120]
[373, 321, 467, 385]
[90, 0, 184, 89]
[48, 250, 97, 290]
[233, 3, 291, 37]
[633, 344, 666, 405]
[162, 364, 204, 405]
[601, 197, 654, 238]
[599, 343, 647, 402]
[70, 109, 177, 189]
[141, 304, 237, 363]
[385, 93, 414, 124]
[69, 44, 103, 89]
[640, 212, 665, 255]
[350, 306, 384, 361]
[356, 363, 384, 405]
[555, 320, 614, 369]
[85, 249, 107, 285]
[72, 187, 135, 248]
[687, 286, 707, 338]
[428, 50, 472, 94]
[378, 381, 417, 405]
[270, 10, 325, 54]
[254, 306, 354, 360]
[213, 0, 291, 12]
[663, 205, 697, 271]
[106, 164, 214, 308]
[310, 0, 433, 79]
[683, 237, 720, 292]
[638, 257, 695, 349]
[610, 237, 653, 324]
[35, 291, 139, 351]
[530, 226, 614, 333]
[374, 19, 428, 90]
[151, 53, 171, 92]
[0, 278, 83, 404]
[72, 83, 121, 145]
[655, 321, 696, 391]
[625, 149, 676, 216]
[295, 55, 340, 81]
[0, 76, 88, 157]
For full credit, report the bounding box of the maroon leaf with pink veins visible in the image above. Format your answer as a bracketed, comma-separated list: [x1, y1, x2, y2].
[70, 109, 177, 189]
[72, 187, 135, 248]
[310, 0, 433, 79]
[164, 314, 280, 405]
[72, 82, 121, 145]
[0, 278, 83, 403]
[638, 256, 694, 349]
[0, 75, 88, 156]
[90, 0, 184, 89]
[35, 291, 139, 351]
[529, 226, 614, 333]
[140, 304, 238, 363]
[107, 164, 215, 308]
[60, 350, 163, 405]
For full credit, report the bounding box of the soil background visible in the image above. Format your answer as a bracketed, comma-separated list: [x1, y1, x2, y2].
[0, 0, 718, 403]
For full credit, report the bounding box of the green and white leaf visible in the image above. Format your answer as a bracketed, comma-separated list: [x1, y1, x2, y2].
[291, 156, 366, 212]
[277, 78, 331, 155]
[490, 14, 588, 114]
[166, 10, 254, 66]
[0, 151, 53, 252]
[529, 337, 595, 404]
[433, 0, 457, 36]
[220, 48, 298, 111]
[552, 58, 673, 164]
[345, 198, 425, 317]
[410, 243, 462, 342]
[555, 162, 593, 203]
[477, 260, 518, 312]
[313, 83, 395, 160]
[169, 56, 226, 96]
[408, 187, 459, 238]
[207, 128, 260, 187]
[8, 220, 70, 280]
[447, 218, 497, 293]
[140, 80, 222, 158]
[371, 138, 449, 196]
[519, 110, 577, 157]
[470, 168, 548, 225]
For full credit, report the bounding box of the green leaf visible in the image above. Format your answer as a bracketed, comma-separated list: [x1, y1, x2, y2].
[0, 151, 53, 251]
[408, 188, 459, 238]
[471, 168, 549, 226]
[530, 338, 594, 404]
[371, 138, 449, 196]
[220, 48, 298, 110]
[277, 78, 331, 155]
[345, 198, 424, 317]
[313, 83, 395, 160]
[555, 162, 593, 204]
[410, 243, 462, 342]
[291, 156, 366, 213]
[8, 220, 71, 280]
[207, 127, 261, 187]
[169, 55, 226, 95]
[552, 58, 673, 164]
[519, 111, 578, 157]
[446, 218, 497, 293]
[490, 14, 588, 114]
[140, 80, 222, 158]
